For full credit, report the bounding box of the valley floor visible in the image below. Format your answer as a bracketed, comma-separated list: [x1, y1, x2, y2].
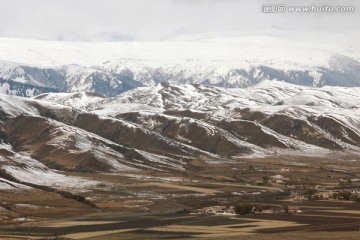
[1, 154, 360, 239]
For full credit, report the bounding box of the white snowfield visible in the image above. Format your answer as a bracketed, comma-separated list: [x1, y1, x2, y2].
[0, 34, 358, 70]
[35, 92, 105, 110]
[0, 177, 30, 190]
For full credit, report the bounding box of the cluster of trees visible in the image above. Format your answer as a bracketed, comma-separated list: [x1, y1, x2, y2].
[332, 191, 360, 201]
[176, 208, 191, 213]
[304, 188, 317, 200]
[234, 203, 271, 215]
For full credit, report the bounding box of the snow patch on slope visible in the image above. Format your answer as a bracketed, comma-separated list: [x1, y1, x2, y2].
[0, 143, 99, 189]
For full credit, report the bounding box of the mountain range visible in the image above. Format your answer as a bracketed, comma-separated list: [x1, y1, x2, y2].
[0, 35, 360, 97]
[1, 80, 360, 191]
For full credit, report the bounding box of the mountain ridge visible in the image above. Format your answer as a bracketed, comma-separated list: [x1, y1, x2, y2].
[0, 36, 360, 97]
[1, 81, 360, 193]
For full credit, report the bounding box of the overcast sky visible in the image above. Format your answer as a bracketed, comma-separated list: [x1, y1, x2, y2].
[0, 0, 358, 41]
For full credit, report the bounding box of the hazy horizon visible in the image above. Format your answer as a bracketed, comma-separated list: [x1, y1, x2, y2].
[0, 0, 358, 42]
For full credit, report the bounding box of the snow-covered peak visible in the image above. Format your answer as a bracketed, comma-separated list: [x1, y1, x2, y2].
[86, 81, 360, 123]
[0, 35, 360, 99]
[35, 92, 105, 110]
[0, 35, 358, 70]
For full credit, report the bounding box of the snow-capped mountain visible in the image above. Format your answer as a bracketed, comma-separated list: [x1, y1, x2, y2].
[37, 81, 360, 154]
[1, 80, 360, 192]
[0, 35, 360, 97]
